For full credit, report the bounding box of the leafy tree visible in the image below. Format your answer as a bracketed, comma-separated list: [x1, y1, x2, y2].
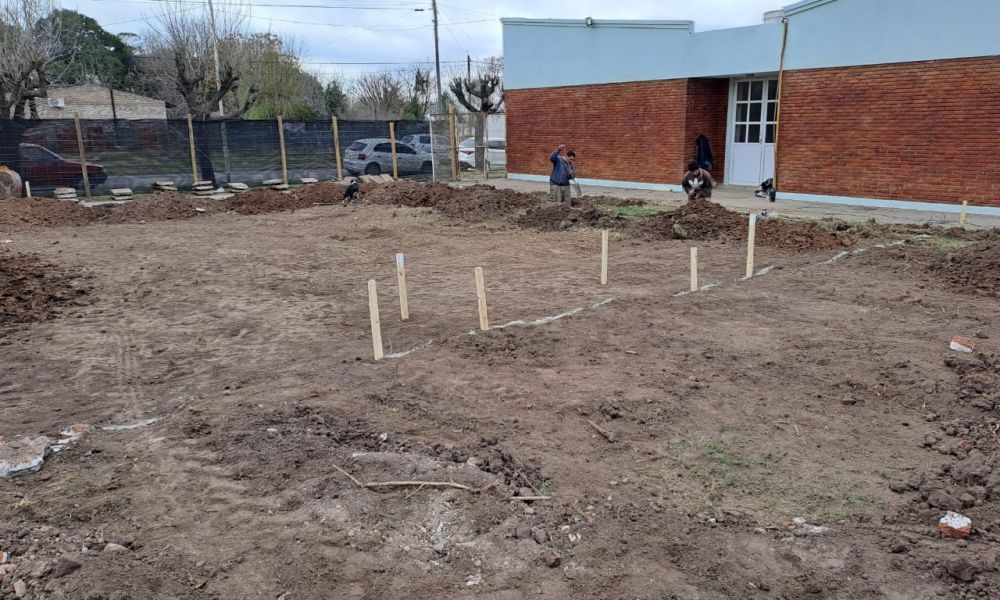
[324, 79, 347, 117]
[41, 9, 139, 91]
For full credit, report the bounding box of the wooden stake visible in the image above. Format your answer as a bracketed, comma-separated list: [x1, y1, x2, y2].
[960, 200, 968, 229]
[690, 247, 699, 292]
[600, 229, 609, 285]
[24, 181, 31, 198]
[448, 106, 459, 182]
[389, 121, 399, 180]
[368, 279, 384, 361]
[73, 113, 91, 199]
[474, 267, 489, 331]
[186, 114, 198, 187]
[745, 214, 758, 279]
[396, 253, 409, 321]
[332, 116, 344, 181]
[277, 115, 288, 185]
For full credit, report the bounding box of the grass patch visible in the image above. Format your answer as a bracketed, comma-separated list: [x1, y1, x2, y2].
[922, 236, 976, 256]
[603, 204, 666, 218]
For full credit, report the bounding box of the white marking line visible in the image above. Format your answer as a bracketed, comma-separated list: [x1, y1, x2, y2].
[385, 340, 434, 359]
[673, 282, 722, 297]
[101, 416, 165, 432]
[755, 265, 776, 276]
[823, 251, 850, 264]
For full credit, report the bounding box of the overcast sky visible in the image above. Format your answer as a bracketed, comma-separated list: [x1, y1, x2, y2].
[69, 0, 782, 81]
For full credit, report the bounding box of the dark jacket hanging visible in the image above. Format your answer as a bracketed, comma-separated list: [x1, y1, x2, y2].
[695, 134, 714, 171]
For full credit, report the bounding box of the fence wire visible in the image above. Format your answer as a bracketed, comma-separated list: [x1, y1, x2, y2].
[0, 117, 434, 197]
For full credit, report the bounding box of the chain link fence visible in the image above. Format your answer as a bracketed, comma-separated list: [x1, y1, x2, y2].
[0, 117, 434, 198]
[427, 111, 505, 183]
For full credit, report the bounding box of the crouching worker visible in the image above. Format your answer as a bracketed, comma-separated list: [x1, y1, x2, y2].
[682, 161, 716, 200]
[549, 145, 571, 203]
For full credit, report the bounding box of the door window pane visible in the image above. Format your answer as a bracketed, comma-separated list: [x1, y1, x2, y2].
[750, 81, 764, 101]
[748, 124, 761, 143]
[736, 103, 748, 122]
[765, 124, 775, 144]
[767, 79, 778, 101]
[737, 81, 750, 101]
[767, 102, 777, 122]
[749, 103, 762, 122]
[735, 124, 746, 143]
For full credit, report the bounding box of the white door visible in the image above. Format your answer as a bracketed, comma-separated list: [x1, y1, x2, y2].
[729, 78, 778, 186]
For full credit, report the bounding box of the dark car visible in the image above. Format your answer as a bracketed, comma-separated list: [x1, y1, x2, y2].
[18, 143, 107, 189]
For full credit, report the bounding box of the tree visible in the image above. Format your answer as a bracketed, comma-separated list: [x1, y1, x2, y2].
[239, 34, 324, 119]
[351, 72, 404, 120]
[449, 57, 503, 169]
[323, 79, 347, 117]
[401, 67, 431, 120]
[40, 9, 138, 91]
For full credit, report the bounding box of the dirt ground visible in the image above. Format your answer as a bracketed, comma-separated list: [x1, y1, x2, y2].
[2, 184, 1000, 599]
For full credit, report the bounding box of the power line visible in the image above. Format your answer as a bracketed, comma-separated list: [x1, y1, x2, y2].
[91, 0, 431, 10]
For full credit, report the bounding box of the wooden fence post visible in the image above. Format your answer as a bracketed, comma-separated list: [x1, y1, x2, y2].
[960, 201, 969, 229]
[186, 114, 198, 186]
[332, 116, 344, 180]
[690, 247, 699, 292]
[368, 280, 384, 361]
[448, 106, 459, 182]
[277, 115, 288, 185]
[73, 113, 92, 199]
[24, 181, 31, 198]
[474, 267, 489, 331]
[745, 214, 758, 280]
[389, 121, 399, 180]
[600, 229, 609, 285]
[396, 253, 409, 321]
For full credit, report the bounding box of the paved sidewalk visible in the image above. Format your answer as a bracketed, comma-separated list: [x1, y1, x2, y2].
[458, 178, 1000, 230]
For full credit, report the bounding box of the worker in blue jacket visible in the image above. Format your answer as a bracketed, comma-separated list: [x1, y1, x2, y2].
[549, 145, 571, 203]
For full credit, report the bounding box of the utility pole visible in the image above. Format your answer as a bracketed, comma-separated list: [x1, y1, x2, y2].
[431, 0, 443, 110]
[205, 0, 231, 183]
[467, 54, 471, 80]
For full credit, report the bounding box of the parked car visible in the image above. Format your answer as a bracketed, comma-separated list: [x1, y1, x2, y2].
[18, 143, 107, 189]
[458, 137, 506, 170]
[399, 133, 450, 155]
[343, 138, 432, 176]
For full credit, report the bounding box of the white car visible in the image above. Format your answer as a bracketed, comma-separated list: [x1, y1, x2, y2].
[399, 133, 451, 155]
[343, 138, 432, 176]
[459, 137, 507, 170]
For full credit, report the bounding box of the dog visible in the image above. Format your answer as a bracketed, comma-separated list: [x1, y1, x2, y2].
[342, 178, 360, 205]
[755, 178, 776, 202]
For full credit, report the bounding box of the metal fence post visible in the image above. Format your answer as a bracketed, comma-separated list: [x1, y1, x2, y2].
[277, 115, 288, 185]
[186, 114, 198, 186]
[73, 113, 92, 199]
[332, 116, 344, 180]
[448, 106, 458, 182]
[389, 121, 399, 180]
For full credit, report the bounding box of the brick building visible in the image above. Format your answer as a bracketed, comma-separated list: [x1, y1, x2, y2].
[502, 0, 1000, 212]
[37, 85, 167, 120]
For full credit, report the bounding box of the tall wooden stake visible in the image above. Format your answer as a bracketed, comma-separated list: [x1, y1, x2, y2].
[690, 247, 699, 292]
[600, 229, 609, 285]
[474, 267, 489, 331]
[448, 106, 459, 181]
[368, 280, 384, 361]
[396, 253, 409, 321]
[73, 113, 92, 199]
[389, 121, 399, 180]
[960, 201, 968, 228]
[745, 214, 758, 280]
[332, 116, 344, 180]
[186, 114, 198, 186]
[277, 115, 288, 185]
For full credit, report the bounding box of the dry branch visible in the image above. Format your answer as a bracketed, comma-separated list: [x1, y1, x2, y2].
[333, 463, 477, 493]
[587, 419, 617, 443]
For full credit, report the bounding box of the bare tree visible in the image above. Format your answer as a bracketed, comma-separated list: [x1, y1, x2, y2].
[449, 57, 503, 169]
[0, 0, 68, 118]
[351, 72, 405, 120]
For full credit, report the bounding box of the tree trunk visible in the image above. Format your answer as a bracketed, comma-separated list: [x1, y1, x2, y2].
[474, 112, 486, 170]
[193, 121, 217, 186]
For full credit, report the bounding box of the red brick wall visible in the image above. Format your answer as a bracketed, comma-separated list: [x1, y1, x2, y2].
[779, 56, 1000, 206]
[506, 80, 689, 184]
[684, 79, 730, 182]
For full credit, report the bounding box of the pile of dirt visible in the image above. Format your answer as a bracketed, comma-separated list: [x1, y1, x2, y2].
[0, 198, 94, 231]
[628, 198, 852, 251]
[214, 188, 314, 215]
[929, 242, 1000, 298]
[93, 192, 208, 224]
[435, 185, 547, 222]
[0, 252, 89, 325]
[290, 181, 352, 205]
[365, 179, 459, 208]
[514, 202, 619, 231]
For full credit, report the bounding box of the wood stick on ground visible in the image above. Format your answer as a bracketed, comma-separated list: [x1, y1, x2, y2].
[510, 495, 551, 501]
[587, 419, 617, 442]
[515, 469, 542, 496]
[333, 464, 477, 492]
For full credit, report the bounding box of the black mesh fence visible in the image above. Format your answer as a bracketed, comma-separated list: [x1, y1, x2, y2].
[0, 117, 434, 197]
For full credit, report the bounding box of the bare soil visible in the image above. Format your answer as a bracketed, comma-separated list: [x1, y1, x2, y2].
[2, 184, 1000, 599]
[0, 251, 90, 326]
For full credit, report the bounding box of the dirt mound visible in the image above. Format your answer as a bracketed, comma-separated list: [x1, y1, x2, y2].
[1, 252, 89, 325]
[93, 192, 207, 224]
[290, 181, 351, 205]
[214, 188, 313, 215]
[929, 242, 1000, 298]
[0, 198, 94, 231]
[435, 185, 546, 222]
[365, 179, 459, 208]
[446, 328, 559, 367]
[629, 198, 852, 251]
[515, 202, 619, 231]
